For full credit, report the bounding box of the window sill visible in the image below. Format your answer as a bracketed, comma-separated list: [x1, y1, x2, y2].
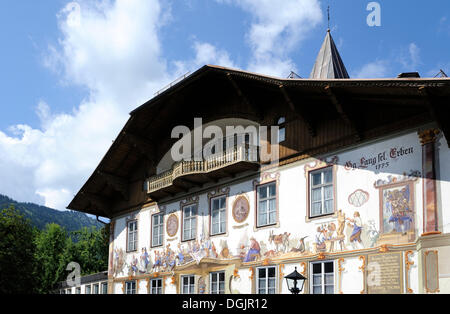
[305, 212, 337, 222]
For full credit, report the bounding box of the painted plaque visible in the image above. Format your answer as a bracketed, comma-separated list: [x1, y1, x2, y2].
[367, 252, 403, 294]
[166, 214, 178, 238]
[232, 195, 250, 223]
[378, 181, 415, 235]
[424, 250, 439, 293]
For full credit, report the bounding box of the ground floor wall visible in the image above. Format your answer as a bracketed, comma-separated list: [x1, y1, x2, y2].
[109, 233, 450, 294]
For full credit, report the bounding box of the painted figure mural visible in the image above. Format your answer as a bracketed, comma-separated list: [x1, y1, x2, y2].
[384, 186, 413, 234]
[243, 237, 261, 262]
[347, 211, 363, 249]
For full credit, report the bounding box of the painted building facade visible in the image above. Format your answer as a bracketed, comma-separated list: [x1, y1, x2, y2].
[105, 128, 450, 294]
[68, 31, 450, 294]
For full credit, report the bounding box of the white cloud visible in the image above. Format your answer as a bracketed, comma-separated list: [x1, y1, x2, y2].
[353, 60, 390, 78]
[0, 0, 176, 211]
[216, 0, 322, 76]
[397, 42, 421, 71]
[173, 41, 238, 75]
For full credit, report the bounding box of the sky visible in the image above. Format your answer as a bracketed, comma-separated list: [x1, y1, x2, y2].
[0, 0, 449, 211]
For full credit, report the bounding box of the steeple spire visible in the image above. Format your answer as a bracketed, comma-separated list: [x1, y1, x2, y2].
[310, 28, 350, 79]
[327, 5, 330, 31]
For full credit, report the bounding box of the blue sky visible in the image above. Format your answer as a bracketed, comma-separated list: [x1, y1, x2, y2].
[0, 0, 449, 211]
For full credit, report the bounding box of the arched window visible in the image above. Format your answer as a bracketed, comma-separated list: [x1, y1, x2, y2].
[277, 117, 286, 143]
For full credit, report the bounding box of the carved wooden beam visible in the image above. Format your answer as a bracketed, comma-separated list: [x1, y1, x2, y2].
[418, 86, 449, 147]
[226, 73, 264, 120]
[81, 192, 113, 218]
[325, 85, 362, 141]
[279, 84, 316, 137]
[97, 171, 129, 201]
[124, 132, 156, 161]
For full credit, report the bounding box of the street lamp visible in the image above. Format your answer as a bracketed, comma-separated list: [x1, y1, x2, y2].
[284, 267, 307, 294]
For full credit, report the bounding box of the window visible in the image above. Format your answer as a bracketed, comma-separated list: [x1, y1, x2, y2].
[181, 275, 195, 294]
[127, 220, 138, 252]
[277, 117, 286, 143]
[257, 182, 277, 227]
[152, 214, 164, 247]
[76, 287, 81, 294]
[211, 196, 226, 236]
[150, 278, 163, 294]
[66, 289, 72, 294]
[85, 285, 91, 294]
[61, 290, 65, 294]
[125, 281, 137, 294]
[183, 205, 197, 241]
[257, 266, 276, 294]
[210, 272, 225, 294]
[93, 283, 99, 294]
[101, 282, 108, 294]
[311, 261, 334, 294]
[309, 167, 334, 218]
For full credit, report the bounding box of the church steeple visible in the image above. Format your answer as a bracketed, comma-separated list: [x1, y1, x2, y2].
[309, 29, 350, 79]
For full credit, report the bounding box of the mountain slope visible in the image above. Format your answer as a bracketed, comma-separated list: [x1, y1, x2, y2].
[0, 194, 103, 232]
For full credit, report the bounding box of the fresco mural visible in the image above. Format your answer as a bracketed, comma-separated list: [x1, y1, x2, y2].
[110, 169, 424, 279]
[375, 170, 419, 243]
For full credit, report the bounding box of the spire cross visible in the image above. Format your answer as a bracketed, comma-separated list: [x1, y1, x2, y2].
[327, 5, 330, 30]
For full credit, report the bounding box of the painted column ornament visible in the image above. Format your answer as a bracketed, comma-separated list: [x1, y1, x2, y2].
[359, 256, 367, 294]
[338, 258, 345, 294]
[108, 221, 116, 278]
[418, 129, 440, 235]
[405, 251, 414, 294]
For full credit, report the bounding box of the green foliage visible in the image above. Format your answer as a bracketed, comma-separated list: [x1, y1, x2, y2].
[0, 206, 37, 294]
[67, 226, 109, 276]
[0, 202, 109, 294]
[33, 223, 73, 294]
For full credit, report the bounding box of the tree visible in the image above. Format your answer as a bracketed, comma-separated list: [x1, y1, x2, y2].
[69, 226, 109, 276]
[0, 206, 37, 294]
[34, 223, 73, 294]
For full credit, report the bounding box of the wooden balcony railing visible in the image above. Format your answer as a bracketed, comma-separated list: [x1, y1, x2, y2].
[146, 144, 259, 195]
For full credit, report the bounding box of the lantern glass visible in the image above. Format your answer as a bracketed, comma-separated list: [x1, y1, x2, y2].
[284, 267, 306, 294]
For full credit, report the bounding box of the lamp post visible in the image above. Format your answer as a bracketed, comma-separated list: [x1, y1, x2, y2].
[284, 267, 307, 294]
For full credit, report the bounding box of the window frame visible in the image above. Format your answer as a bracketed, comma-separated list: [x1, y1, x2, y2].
[150, 278, 163, 295]
[75, 287, 81, 294]
[92, 283, 99, 294]
[310, 260, 335, 295]
[126, 219, 138, 253]
[101, 282, 108, 294]
[210, 271, 225, 294]
[255, 181, 278, 228]
[277, 117, 286, 144]
[85, 285, 91, 294]
[307, 165, 336, 219]
[181, 203, 198, 242]
[181, 275, 196, 294]
[256, 266, 277, 294]
[125, 280, 137, 295]
[151, 213, 164, 248]
[209, 195, 227, 237]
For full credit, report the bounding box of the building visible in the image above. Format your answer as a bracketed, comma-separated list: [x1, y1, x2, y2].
[68, 30, 450, 294]
[55, 271, 108, 295]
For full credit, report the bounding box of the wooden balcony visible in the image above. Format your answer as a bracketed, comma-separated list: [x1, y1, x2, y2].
[145, 144, 260, 200]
